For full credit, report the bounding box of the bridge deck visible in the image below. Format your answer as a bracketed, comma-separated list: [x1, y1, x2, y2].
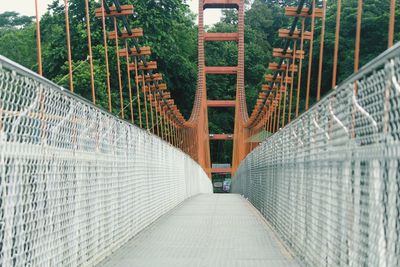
[97, 194, 300, 267]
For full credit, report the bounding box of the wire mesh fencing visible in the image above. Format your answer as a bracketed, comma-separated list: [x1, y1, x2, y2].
[232, 44, 400, 267]
[0, 56, 212, 267]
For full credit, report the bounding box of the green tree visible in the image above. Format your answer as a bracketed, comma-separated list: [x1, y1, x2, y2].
[0, 12, 37, 70]
[0, 11, 34, 32]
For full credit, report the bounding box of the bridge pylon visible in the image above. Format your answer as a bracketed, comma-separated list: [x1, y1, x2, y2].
[187, 0, 249, 176]
[231, 0, 251, 174]
[189, 0, 251, 176]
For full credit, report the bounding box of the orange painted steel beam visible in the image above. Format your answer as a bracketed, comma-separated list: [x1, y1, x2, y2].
[279, 29, 312, 40]
[273, 48, 304, 59]
[211, 168, 232, 174]
[209, 134, 233, 140]
[143, 83, 167, 92]
[95, 5, 134, 17]
[154, 83, 167, 90]
[129, 61, 157, 71]
[160, 92, 170, 98]
[190, 0, 212, 175]
[285, 7, 323, 18]
[207, 100, 236, 107]
[107, 28, 143, 39]
[265, 74, 281, 82]
[269, 63, 298, 72]
[203, 0, 240, 9]
[231, 0, 250, 175]
[136, 73, 163, 82]
[264, 74, 293, 84]
[119, 46, 151, 57]
[205, 66, 238, 74]
[204, 32, 239, 41]
[262, 84, 286, 92]
[258, 92, 267, 99]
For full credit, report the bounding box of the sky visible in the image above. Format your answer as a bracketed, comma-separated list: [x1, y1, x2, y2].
[0, 0, 222, 25]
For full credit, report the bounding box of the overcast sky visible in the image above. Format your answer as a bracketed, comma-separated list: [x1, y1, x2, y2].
[0, 0, 222, 25]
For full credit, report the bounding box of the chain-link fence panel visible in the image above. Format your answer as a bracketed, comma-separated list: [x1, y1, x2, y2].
[0, 56, 212, 267]
[232, 44, 400, 267]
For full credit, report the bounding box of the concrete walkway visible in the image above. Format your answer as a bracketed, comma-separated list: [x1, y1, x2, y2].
[97, 194, 301, 267]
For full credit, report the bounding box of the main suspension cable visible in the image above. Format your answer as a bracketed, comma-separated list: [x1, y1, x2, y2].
[295, 18, 305, 117]
[63, 0, 74, 92]
[34, 0, 43, 76]
[124, 39, 135, 123]
[331, 0, 341, 88]
[389, 0, 396, 48]
[288, 40, 297, 122]
[316, 0, 326, 101]
[85, 0, 96, 104]
[101, 0, 112, 112]
[305, 0, 315, 110]
[354, 0, 362, 73]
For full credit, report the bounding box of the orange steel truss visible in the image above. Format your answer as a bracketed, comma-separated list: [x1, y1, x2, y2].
[211, 168, 233, 174]
[183, 0, 251, 176]
[209, 134, 233, 141]
[207, 100, 236, 107]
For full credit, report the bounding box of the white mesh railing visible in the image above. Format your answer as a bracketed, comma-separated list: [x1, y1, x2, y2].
[0, 56, 212, 267]
[233, 44, 400, 267]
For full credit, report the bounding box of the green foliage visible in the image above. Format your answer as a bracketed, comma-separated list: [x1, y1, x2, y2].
[0, 11, 34, 31]
[127, 0, 197, 117]
[0, 24, 37, 70]
[0, 12, 37, 69]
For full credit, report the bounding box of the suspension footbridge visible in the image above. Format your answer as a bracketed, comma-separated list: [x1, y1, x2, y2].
[1, 0, 399, 266]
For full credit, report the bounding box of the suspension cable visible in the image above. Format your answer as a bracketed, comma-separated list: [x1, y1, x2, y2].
[288, 40, 297, 122]
[34, 0, 43, 76]
[248, 0, 307, 128]
[85, 0, 96, 104]
[269, 108, 273, 132]
[276, 80, 283, 131]
[101, 0, 112, 112]
[316, 0, 326, 101]
[354, 0, 362, 72]
[295, 18, 305, 117]
[331, 0, 341, 88]
[63, 0, 74, 92]
[165, 112, 170, 143]
[269, 108, 273, 133]
[273, 100, 278, 132]
[141, 71, 149, 129]
[134, 57, 143, 127]
[389, 0, 396, 48]
[97, 0, 185, 142]
[281, 60, 290, 127]
[124, 40, 135, 123]
[305, 0, 315, 110]
[163, 109, 168, 141]
[152, 90, 160, 135]
[159, 101, 164, 139]
[113, 17, 125, 119]
[146, 80, 155, 133]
